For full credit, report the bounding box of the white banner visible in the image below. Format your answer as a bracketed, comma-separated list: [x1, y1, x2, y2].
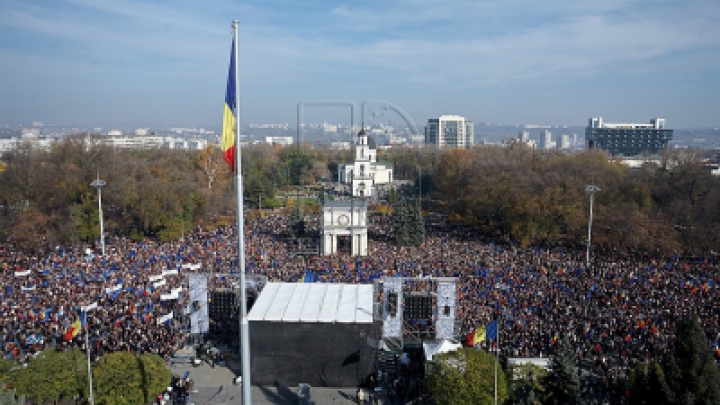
[21, 286, 35, 291]
[14, 270, 31, 277]
[82, 302, 98, 312]
[106, 284, 123, 294]
[153, 279, 166, 288]
[160, 291, 179, 301]
[157, 312, 174, 325]
[162, 269, 179, 276]
[148, 275, 164, 282]
[181, 263, 201, 270]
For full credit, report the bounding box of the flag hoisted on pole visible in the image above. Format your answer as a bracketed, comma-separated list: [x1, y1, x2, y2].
[225, 20, 253, 405]
[221, 33, 237, 171]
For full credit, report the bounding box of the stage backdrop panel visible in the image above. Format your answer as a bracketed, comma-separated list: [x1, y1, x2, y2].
[248, 283, 378, 387]
[188, 274, 209, 334]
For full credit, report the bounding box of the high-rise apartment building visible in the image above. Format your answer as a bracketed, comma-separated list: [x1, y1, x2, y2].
[560, 134, 570, 150]
[424, 115, 474, 148]
[586, 117, 673, 156]
[541, 129, 556, 150]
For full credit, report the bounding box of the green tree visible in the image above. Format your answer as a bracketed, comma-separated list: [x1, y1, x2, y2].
[387, 188, 400, 206]
[425, 347, 508, 405]
[509, 363, 547, 405]
[626, 361, 670, 405]
[289, 206, 305, 239]
[93, 352, 145, 405]
[9, 348, 86, 404]
[138, 354, 172, 404]
[278, 145, 314, 186]
[543, 336, 580, 405]
[662, 316, 720, 404]
[392, 201, 411, 247]
[407, 203, 425, 247]
[392, 199, 425, 247]
[0, 357, 18, 382]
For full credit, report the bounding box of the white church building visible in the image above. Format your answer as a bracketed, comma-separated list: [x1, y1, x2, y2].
[338, 129, 393, 197]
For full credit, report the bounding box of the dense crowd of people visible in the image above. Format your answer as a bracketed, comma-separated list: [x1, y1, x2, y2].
[2, 208, 719, 401]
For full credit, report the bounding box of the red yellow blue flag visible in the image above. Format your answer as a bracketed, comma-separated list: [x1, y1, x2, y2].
[221, 38, 237, 171]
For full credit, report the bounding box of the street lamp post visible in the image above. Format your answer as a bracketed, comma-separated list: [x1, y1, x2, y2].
[82, 303, 98, 405]
[90, 179, 107, 256]
[493, 283, 508, 405]
[417, 165, 422, 209]
[349, 170, 355, 256]
[585, 185, 601, 269]
[494, 307, 498, 405]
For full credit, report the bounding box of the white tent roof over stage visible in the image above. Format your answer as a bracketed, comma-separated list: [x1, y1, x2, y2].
[248, 282, 374, 324]
[423, 339, 462, 361]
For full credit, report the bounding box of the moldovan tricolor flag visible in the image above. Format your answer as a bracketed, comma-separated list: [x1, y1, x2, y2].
[221, 37, 237, 171]
[64, 318, 81, 341]
[465, 326, 486, 346]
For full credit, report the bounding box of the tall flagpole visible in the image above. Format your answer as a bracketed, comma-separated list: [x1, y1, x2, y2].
[86, 322, 95, 405]
[232, 20, 253, 405]
[82, 303, 97, 405]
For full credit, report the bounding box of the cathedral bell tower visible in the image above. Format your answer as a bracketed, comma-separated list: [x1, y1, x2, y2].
[351, 129, 374, 197]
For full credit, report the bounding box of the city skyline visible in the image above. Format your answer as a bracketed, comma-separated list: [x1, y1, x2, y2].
[1, 0, 719, 128]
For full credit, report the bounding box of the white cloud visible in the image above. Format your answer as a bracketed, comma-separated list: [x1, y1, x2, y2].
[3, 0, 717, 85]
[1, 0, 719, 125]
[255, 0, 720, 86]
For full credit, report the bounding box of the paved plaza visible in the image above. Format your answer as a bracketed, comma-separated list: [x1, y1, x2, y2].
[167, 353, 372, 405]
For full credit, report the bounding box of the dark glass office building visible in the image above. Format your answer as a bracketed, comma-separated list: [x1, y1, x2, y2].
[586, 117, 673, 156]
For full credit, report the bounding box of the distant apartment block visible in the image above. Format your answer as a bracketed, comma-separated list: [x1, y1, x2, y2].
[0, 133, 53, 152]
[540, 129, 556, 150]
[424, 115, 474, 148]
[103, 134, 209, 150]
[586, 117, 673, 156]
[264, 136, 294, 146]
[0, 132, 208, 152]
[560, 134, 570, 150]
[330, 141, 351, 150]
[517, 130, 537, 148]
[516, 130, 576, 150]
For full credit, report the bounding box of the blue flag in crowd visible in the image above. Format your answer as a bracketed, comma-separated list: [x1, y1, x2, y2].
[486, 320, 498, 340]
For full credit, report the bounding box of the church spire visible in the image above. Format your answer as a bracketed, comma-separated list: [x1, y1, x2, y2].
[357, 127, 367, 145]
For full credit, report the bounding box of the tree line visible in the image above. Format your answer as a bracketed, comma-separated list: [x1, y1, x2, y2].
[430, 144, 720, 255]
[426, 317, 720, 404]
[1, 134, 718, 255]
[0, 350, 170, 405]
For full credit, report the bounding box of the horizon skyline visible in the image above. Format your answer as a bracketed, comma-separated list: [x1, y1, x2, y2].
[3, 117, 719, 132]
[7, 118, 715, 129]
[1, 0, 719, 129]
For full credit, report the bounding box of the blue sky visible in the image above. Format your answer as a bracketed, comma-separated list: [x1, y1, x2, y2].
[0, 0, 718, 128]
